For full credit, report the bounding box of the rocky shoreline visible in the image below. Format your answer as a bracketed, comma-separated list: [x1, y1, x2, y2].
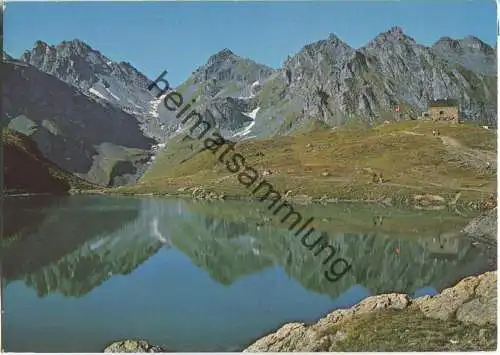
[73, 186, 494, 212]
[243, 270, 496, 352]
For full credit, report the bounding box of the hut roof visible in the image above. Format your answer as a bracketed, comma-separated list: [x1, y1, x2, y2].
[428, 99, 459, 107]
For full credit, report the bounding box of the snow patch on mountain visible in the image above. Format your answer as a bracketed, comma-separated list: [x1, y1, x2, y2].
[89, 87, 107, 100]
[237, 80, 262, 99]
[244, 106, 260, 120]
[234, 106, 260, 138]
[148, 98, 162, 118]
[234, 121, 256, 137]
[106, 87, 121, 102]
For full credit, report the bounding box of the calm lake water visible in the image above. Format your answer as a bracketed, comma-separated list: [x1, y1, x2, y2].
[1, 195, 496, 352]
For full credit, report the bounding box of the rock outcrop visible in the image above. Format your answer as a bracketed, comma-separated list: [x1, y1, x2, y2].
[462, 207, 497, 241]
[244, 271, 497, 352]
[417, 271, 496, 325]
[104, 340, 167, 353]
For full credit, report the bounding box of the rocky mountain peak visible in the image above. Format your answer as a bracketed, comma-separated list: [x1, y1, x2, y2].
[433, 36, 458, 48]
[22, 39, 97, 67]
[33, 40, 49, 49]
[296, 33, 353, 63]
[207, 48, 236, 66]
[22, 40, 49, 62]
[19, 38, 163, 139]
[282, 33, 354, 84]
[327, 33, 345, 46]
[431, 34, 496, 76]
[433, 35, 493, 54]
[60, 38, 92, 49]
[271, 27, 496, 131]
[461, 35, 494, 53]
[464, 35, 487, 45]
[388, 26, 404, 36]
[159, 47, 276, 139]
[21, 38, 151, 90]
[219, 48, 234, 56]
[24, 39, 94, 61]
[366, 26, 417, 49]
[189, 47, 274, 88]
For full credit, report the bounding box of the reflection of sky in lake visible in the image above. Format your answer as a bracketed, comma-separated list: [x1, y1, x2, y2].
[412, 286, 439, 298]
[329, 284, 371, 309]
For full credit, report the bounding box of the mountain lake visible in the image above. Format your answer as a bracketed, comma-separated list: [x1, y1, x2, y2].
[1, 195, 496, 352]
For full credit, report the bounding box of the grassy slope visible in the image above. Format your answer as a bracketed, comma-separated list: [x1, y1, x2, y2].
[109, 120, 496, 204]
[3, 128, 95, 194]
[322, 308, 496, 351]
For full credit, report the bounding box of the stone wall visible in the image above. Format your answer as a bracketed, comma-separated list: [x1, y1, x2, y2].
[428, 106, 459, 123]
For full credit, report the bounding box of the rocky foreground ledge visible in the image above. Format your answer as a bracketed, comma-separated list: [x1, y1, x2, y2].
[103, 271, 497, 352]
[244, 271, 497, 352]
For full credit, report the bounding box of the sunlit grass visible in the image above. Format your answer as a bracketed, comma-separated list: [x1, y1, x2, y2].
[107, 120, 496, 203]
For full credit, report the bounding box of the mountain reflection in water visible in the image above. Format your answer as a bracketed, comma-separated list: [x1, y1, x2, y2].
[1, 195, 495, 352]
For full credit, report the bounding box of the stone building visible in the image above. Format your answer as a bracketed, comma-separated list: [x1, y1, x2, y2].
[422, 99, 460, 123]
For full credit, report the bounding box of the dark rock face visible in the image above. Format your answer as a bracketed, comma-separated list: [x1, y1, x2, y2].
[3, 129, 92, 194]
[196, 96, 258, 134]
[20, 39, 166, 140]
[2, 59, 155, 186]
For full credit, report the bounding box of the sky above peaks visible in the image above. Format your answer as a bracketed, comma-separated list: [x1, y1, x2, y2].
[4, 0, 497, 85]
